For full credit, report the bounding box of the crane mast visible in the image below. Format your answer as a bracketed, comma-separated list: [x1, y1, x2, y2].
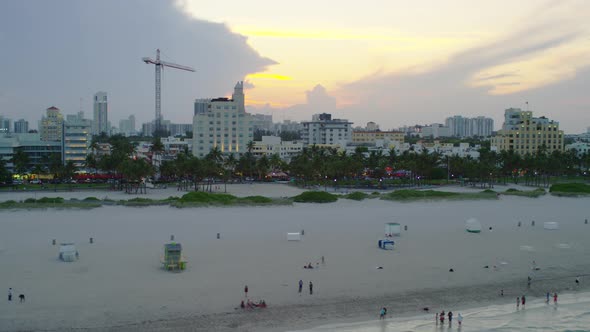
[142, 49, 195, 136]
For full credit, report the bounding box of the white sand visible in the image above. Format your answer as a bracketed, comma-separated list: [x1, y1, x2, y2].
[0, 186, 589, 331]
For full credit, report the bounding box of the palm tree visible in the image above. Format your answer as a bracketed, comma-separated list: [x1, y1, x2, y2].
[11, 150, 29, 175]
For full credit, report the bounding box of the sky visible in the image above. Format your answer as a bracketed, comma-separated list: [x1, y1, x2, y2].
[1, 0, 589, 133]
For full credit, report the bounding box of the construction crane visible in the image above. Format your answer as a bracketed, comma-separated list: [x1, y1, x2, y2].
[142, 49, 195, 136]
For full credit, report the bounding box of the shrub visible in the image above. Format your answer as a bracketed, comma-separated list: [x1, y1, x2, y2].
[240, 196, 273, 203]
[83, 197, 100, 201]
[343, 192, 369, 201]
[180, 191, 237, 204]
[24, 198, 36, 203]
[293, 191, 338, 203]
[550, 183, 590, 194]
[36, 197, 65, 204]
[481, 189, 497, 194]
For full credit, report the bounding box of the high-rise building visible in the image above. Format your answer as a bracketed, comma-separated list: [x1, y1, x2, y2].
[301, 113, 353, 146]
[192, 81, 254, 157]
[119, 115, 136, 136]
[445, 115, 494, 137]
[63, 113, 92, 167]
[0, 116, 11, 134]
[40, 106, 64, 141]
[14, 119, 29, 133]
[93, 92, 108, 135]
[491, 108, 564, 155]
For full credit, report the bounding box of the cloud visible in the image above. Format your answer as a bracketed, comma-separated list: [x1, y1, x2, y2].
[331, 1, 590, 132]
[0, 0, 276, 127]
[248, 84, 337, 120]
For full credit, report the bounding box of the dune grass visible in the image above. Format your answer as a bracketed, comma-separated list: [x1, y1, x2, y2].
[293, 191, 339, 203]
[549, 183, 590, 196]
[502, 188, 546, 197]
[342, 192, 371, 201]
[380, 189, 498, 201]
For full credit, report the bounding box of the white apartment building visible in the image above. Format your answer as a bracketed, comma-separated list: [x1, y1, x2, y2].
[63, 113, 92, 167]
[93, 92, 108, 135]
[420, 124, 451, 138]
[251, 136, 303, 162]
[566, 142, 590, 157]
[192, 82, 254, 157]
[301, 113, 352, 146]
[445, 115, 494, 137]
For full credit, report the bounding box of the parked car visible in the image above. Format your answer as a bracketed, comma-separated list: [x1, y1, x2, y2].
[30, 179, 43, 184]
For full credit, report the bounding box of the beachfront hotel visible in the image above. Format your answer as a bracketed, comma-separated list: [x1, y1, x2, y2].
[301, 113, 352, 146]
[491, 108, 564, 155]
[191, 82, 254, 157]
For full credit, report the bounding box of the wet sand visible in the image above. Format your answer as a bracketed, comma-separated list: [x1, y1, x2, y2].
[0, 186, 589, 331]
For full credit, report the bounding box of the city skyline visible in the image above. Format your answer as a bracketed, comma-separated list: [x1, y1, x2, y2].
[1, 0, 589, 133]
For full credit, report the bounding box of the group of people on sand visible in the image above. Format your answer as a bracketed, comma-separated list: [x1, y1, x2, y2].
[239, 285, 267, 310]
[240, 299, 267, 309]
[436, 310, 462, 326]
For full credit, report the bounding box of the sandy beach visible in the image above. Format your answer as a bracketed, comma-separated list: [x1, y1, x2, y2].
[1, 184, 589, 331]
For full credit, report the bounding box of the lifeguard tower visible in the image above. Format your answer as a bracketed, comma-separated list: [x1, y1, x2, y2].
[385, 222, 401, 237]
[162, 242, 187, 271]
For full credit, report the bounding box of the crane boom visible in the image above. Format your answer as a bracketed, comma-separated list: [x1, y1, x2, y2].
[142, 49, 195, 136]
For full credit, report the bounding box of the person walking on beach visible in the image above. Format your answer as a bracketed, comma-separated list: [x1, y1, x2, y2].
[546, 292, 550, 303]
[309, 281, 313, 295]
[435, 312, 438, 325]
[553, 292, 558, 304]
[457, 313, 463, 326]
[8, 288, 12, 302]
[379, 307, 386, 320]
[521, 295, 526, 308]
[448, 311, 453, 324]
[298, 280, 303, 293]
[516, 297, 520, 309]
[244, 285, 248, 298]
[439, 311, 445, 324]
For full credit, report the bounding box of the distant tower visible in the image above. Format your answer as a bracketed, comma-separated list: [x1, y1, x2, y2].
[14, 119, 29, 133]
[93, 92, 108, 135]
[232, 81, 245, 112]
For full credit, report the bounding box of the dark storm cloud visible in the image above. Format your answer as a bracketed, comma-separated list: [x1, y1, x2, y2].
[0, 0, 275, 126]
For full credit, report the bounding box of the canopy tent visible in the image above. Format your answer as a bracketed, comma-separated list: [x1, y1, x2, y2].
[466, 218, 482, 233]
[544, 222, 559, 230]
[385, 222, 401, 236]
[59, 243, 78, 262]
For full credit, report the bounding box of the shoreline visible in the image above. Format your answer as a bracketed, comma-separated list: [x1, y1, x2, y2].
[60, 275, 590, 332]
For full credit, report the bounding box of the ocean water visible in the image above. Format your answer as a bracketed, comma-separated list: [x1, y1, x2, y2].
[291, 291, 590, 332]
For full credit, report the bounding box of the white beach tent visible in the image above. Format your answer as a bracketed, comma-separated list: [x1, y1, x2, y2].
[385, 222, 401, 236]
[543, 222, 559, 230]
[466, 218, 482, 233]
[287, 233, 301, 241]
[59, 243, 78, 262]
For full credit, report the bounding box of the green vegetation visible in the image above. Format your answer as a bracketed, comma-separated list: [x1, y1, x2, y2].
[549, 183, 590, 196]
[179, 191, 238, 205]
[83, 197, 100, 201]
[381, 189, 498, 201]
[292, 191, 338, 203]
[238, 195, 273, 204]
[501, 188, 546, 197]
[343, 191, 370, 201]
